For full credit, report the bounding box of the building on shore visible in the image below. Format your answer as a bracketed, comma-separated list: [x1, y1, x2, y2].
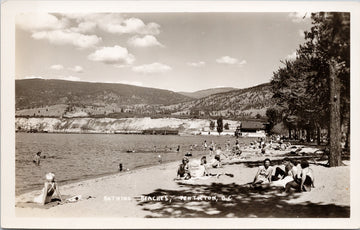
[239, 121, 268, 138]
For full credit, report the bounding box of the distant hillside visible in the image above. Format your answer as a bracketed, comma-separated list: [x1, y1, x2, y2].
[164, 83, 274, 117]
[15, 79, 274, 119]
[16, 79, 193, 109]
[177, 87, 237, 99]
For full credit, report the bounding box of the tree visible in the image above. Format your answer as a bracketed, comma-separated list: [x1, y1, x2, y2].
[255, 114, 261, 119]
[217, 117, 223, 135]
[209, 120, 215, 131]
[224, 123, 230, 130]
[270, 12, 349, 166]
[265, 107, 280, 133]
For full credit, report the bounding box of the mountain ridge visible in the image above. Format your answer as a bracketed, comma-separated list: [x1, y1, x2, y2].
[15, 79, 273, 119]
[177, 87, 237, 99]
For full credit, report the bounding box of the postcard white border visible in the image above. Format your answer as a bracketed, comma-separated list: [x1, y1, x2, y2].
[1, 0, 360, 229]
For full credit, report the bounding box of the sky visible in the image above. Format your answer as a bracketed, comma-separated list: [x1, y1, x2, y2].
[15, 12, 312, 92]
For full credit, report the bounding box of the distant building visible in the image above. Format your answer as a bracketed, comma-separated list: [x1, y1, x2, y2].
[240, 121, 268, 137]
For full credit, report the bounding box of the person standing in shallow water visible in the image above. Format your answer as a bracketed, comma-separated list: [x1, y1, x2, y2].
[33, 151, 41, 166]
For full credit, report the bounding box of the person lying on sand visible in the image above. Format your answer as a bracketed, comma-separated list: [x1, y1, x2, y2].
[179, 156, 234, 181]
[33, 172, 63, 205]
[252, 158, 274, 188]
[285, 159, 315, 193]
[176, 157, 191, 180]
[270, 158, 299, 188]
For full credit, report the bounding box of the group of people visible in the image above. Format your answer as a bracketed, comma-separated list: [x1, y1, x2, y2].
[176, 151, 234, 181]
[252, 158, 315, 193]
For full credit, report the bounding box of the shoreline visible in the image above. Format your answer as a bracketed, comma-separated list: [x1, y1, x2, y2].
[16, 159, 181, 196]
[15, 154, 350, 218]
[15, 144, 329, 197]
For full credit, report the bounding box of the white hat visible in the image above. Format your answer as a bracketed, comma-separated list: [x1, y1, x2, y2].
[45, 172, 55, 181]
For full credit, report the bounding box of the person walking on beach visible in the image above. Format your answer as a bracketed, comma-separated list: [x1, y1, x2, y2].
[33, 151, 42, 166]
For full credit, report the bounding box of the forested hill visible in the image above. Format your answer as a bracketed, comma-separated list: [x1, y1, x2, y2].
[15, 79, 273, 119]
[163, 83, 274, 117]
[177, 87, 237, 99]
[15, 79, 193, 109]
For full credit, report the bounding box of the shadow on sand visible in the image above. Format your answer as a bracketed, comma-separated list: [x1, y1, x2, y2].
[137, 182, 349, 218]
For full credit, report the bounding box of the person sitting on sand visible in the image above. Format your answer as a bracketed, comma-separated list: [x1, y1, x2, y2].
[272, 158, 295, 181]
[285, 159, 315, 193]
[190, 156, 209, 178]
[177, 157, 190, 180]
[252, 158, 274, 187]
[271, 158, 299, 188]
[210, 155, 222, 168]
[185, 156, 233, 179]
[33, 151, 42, 166]
[33, 172, 63, 205]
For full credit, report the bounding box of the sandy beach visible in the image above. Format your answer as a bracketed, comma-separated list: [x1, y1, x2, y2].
[15, 151, 350, 218]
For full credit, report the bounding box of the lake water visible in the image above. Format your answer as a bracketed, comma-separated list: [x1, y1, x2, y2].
[16, 133, 256, 195]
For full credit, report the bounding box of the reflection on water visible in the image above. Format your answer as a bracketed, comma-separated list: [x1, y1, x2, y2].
[16, 133, 248, 195]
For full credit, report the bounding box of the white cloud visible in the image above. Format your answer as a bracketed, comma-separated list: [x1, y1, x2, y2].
[101, 17, 160, 35]
[32, 30, 101, 49]
[68, 65, 84, 73]
[288, 12, 311, 23]
[50, 64, 64, 70]
[128, 35, 163, 47]
[132, 62, 172, 74]
[286, 51, 298, 60]
[63, 13, 160, 35]
[216, 56, 239, 65]
[239, 60, 247, 65]
[16, 13, 67, 32]
[88, 46, 135, 65]
[70, 21, 97, 33]
[187, 61, 206, 67]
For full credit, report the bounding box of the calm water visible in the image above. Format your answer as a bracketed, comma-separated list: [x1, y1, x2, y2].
[16, 133, 254, 195]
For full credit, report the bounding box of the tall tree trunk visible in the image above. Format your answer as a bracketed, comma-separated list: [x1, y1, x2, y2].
[317, 125, 321, 145]
[306, 127, 311, 142]
[329, 58, 342, 167]
[288, 128, 292, 139]
[345, 117, 350, 153]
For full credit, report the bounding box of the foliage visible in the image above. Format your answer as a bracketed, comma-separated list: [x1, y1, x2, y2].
[270, 12, 350, 141]
[217, 117, 224, 134]
[209, 120, 215, 130]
